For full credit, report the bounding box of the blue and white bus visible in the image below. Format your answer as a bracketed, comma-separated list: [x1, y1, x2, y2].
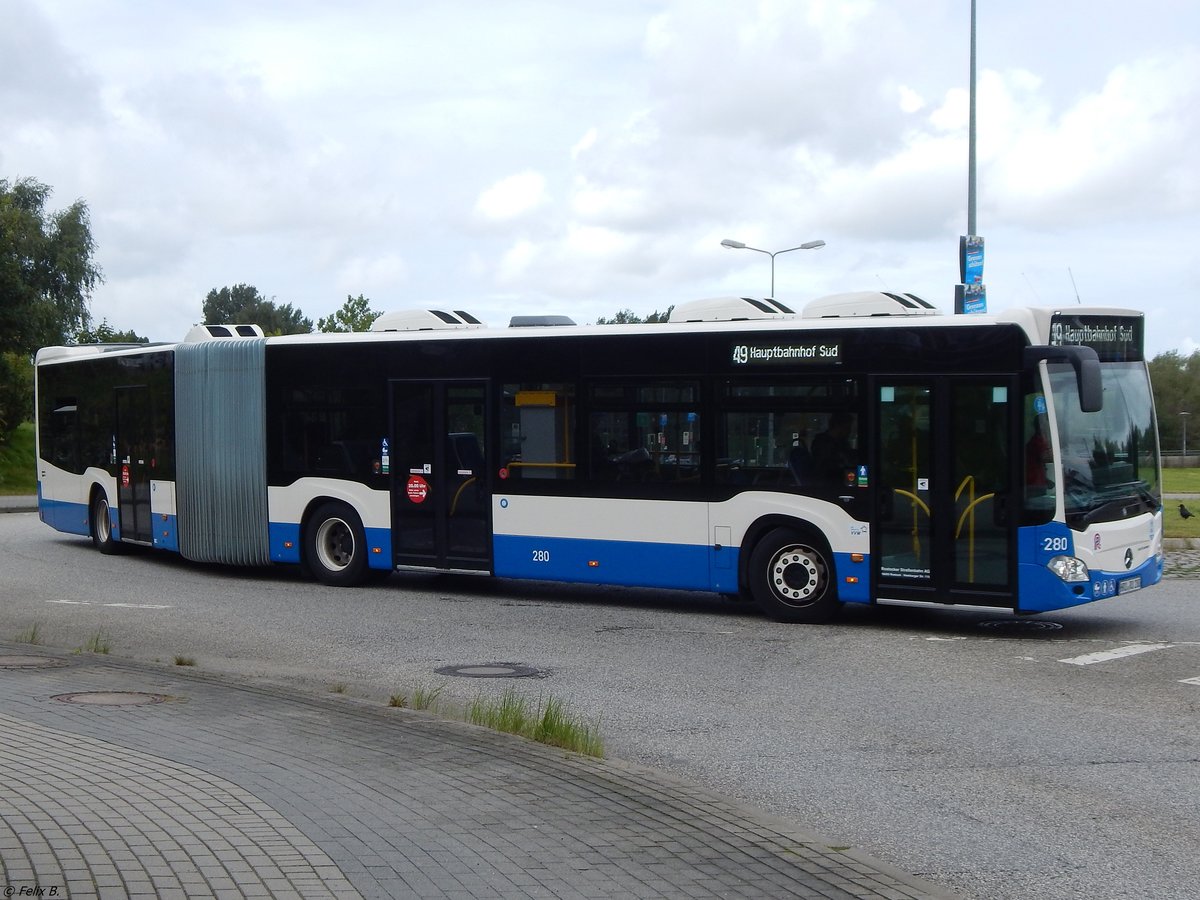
[34, 291, 1163, 622]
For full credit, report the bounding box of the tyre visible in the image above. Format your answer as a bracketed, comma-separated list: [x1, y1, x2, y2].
[747, 527, 840, 623]
[304, 501, 369, 586]
[90, 491, 120, 555]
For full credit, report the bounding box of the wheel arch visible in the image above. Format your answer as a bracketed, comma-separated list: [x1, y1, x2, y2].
[737, 514, 838, 596]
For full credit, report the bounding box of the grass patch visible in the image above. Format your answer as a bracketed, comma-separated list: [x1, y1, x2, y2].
[1165, 501, 1200, 539]
[469, 686, 604, 757]
[0, 422, 37, 495]
[79, 628, 112, 655]
[388, 692, 408, 708]
[173, 655, 196, 667]
[329, 683, 347, 694]
[410, 683, 444, 711]
[1162, 467, 1200, 494]
[14, 621, 45, 645]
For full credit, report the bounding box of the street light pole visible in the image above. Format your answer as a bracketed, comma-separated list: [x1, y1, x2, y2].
[1183, 411, 1191, 458]
[720, 238, 825, 297]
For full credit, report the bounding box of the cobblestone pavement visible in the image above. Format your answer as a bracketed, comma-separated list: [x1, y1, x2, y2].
[0, 646, 953, 899]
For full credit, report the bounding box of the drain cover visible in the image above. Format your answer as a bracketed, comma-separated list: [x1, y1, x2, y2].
[979, 620, 1063, 631]
[0, 655, 68, 669]
[53, 691, 171, 706]
[435, 663, 546, 679]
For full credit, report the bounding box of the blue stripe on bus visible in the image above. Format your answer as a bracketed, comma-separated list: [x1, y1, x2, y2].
[494, 533, 734, 592]
[38, 497, 91, 537]
[152, 514, 179, 552]
[834, 553, 871, 604]
[494, 535, 872, 600]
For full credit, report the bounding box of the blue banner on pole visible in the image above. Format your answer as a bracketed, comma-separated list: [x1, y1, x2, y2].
[959, 235, 984, 284]
[955, 283, 987, 315]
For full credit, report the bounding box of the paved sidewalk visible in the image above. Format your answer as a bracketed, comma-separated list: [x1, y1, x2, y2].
[0, 645, 954, 899]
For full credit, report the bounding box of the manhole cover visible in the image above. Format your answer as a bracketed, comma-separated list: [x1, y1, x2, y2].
[979, 620, 1063, 631]
[0, 655, 68, 669]
[435, 663, 547, 679]
[52, 691, 171, 706]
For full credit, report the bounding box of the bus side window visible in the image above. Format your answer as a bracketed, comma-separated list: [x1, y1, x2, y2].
[501, 384, 576, 480]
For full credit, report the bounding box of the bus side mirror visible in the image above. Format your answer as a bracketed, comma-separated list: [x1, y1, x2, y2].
[1025, 345, 1102, 413]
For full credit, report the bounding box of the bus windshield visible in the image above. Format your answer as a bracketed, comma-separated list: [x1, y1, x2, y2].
[1049, 361, 1161, 527]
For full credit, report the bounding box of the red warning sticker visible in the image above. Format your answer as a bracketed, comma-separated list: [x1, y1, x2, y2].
[406, 475, 429, 503]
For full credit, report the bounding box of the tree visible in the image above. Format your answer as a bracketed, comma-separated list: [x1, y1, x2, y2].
[202, 284, 312, 335]
[0, 177, 103, 354]
[74, 319, 149, 344]
[1149, 349, 1200, 452]
[0, 352, 33, 439]
[317, 294, 381, 333]
[595, 306, 674, 324]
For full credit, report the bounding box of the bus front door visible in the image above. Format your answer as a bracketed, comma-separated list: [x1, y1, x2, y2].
[390, 380, 491, 572]
[873, 377, 1016, 606]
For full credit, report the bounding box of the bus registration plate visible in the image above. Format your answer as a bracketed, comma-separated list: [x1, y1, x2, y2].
[1118, 576, 1142, 594]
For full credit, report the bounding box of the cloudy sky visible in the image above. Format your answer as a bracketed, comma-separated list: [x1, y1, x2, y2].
[4, 0, 1198, 356]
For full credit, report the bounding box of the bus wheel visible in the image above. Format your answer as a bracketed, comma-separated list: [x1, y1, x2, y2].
[90, 492, 119, 555]
[305, 502, 369, 586]
[747, 528, 840, 623]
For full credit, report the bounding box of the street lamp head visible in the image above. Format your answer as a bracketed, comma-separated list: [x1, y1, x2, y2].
[720, 239, 746, 249]
[800, 240, 826, 250]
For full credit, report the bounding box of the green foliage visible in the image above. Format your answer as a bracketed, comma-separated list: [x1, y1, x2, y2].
[0, 422, 36, 492]
[468, 687, 604, 757]
[317, 293, 381, 333]
[203, 284, 312, 335]
[74, 319, 148, 344]
[0, 352, 33, 441]
[595, 306, 674, 324]
[15, 621, 44, 645]
[80, 627, 112, 654]
[1162, 468, 1200, 494]
[1149, 350, 1200, 452]
[0, 177, 102, 354]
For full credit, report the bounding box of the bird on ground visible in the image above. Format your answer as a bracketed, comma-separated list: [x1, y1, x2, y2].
[1181, 503, 1195, 520]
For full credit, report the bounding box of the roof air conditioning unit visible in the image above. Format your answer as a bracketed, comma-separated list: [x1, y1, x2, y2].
[668, 296, 796, 323]
[801, 292, 942, 318]
[370, 309, 484, 332]
[183, 324, 266, 342]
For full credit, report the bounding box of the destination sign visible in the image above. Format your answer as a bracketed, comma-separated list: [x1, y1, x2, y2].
[1049, 314, 1143, 362]
[731, 341, 841, 366]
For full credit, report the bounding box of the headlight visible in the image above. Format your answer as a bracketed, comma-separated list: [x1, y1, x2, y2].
[1048, 555, 1089, 582]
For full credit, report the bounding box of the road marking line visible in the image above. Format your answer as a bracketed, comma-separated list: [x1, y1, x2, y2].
[45, 600, 172, 610]
[1180, 676, 1200, 686]
[1059, 643, 1172, 665]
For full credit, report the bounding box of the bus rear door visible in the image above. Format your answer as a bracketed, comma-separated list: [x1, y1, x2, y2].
[873, 376, 1017, 606]
[114, 385, 153, 544]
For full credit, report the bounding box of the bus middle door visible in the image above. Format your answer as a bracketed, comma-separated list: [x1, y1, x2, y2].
[390, 380, 491, 572]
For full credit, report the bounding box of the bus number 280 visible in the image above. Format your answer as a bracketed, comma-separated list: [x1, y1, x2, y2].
[532, 550, 551, 563]
[1042, 536, 1070, 553]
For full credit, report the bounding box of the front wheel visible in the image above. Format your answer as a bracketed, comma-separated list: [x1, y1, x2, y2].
[304, 502, 369, 586]
[90, 491, 120, 555]
[747, 527, 840, 623]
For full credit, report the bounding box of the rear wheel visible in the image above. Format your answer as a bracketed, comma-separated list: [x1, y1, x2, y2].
[305, 501, 369, 586]
[89, 491, 119, 555]
[747, 527, 840, 623]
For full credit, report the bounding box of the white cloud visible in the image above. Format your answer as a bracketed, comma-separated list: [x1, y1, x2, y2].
[2, 0, 1197, 355]
[474, 172, 550, 222]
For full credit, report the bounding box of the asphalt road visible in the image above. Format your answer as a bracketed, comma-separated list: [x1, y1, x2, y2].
[3, 511, 1198, 900]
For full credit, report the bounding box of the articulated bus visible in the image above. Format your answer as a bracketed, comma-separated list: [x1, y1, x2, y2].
[34, 291, 1163, 623]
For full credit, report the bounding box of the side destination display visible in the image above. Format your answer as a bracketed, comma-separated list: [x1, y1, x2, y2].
[731, 341, 841, 366]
